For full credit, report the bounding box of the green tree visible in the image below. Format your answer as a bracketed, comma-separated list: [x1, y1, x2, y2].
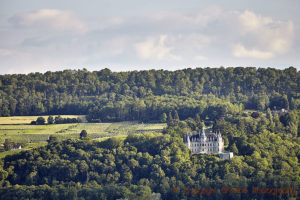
[174, 110, 180, 121]
[80, 130, 88, 139]
[47, 116, 54, 124]
[47, 135, 58, 144]
[160, 113, 167, 123]
[4, 139, 13, 151]
[230, 143, 239, 155]
[167, 111, 174, 126]
[266, 108, 275, 131]
[36, 117, 45, 125]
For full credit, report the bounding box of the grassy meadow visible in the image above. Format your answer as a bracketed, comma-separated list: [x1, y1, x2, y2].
[0, 115, 87, 125]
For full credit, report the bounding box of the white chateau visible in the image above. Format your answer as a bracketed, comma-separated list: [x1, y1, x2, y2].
[184, 127, 233, 159]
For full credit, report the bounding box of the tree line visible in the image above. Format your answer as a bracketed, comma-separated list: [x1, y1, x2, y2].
[0, 67, 299, 122]
[30, 116, 82, 125]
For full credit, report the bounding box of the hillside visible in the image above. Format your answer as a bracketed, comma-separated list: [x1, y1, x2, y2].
[0, 132, 299, 199]
[0, 67, 299, 122]
[0, 67, 299, 199]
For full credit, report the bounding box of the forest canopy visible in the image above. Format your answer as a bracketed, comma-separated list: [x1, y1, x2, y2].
[0, 67, 299, 122]
[0, 132, 299, 200]
[0, 67, 299, 199]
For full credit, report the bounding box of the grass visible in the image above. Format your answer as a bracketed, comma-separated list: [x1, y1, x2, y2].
[0, 115, 87, 125]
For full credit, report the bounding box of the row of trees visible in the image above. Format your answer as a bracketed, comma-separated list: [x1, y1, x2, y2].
[0, 67, 299, 122]
[31, 116, 81, 125]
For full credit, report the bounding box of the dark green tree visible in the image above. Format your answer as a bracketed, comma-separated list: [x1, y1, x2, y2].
[47, 116, 54, 124]
[36, 117, 45, 125]
[80, 130, 88, 139]
[47, 135, 58, 144]
[174, 110, 180, 121]
[4, 139, 13, 151]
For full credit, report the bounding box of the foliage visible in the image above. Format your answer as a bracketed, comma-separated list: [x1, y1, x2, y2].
[80, 130, 88, 139]
[0, 67, 298, 122]
[3, 139, 13, 151]
[0, 132, 298, 199]
[0, 67, 299, 199]
[47, 116, 54, 124]
[36, 117, 45, 125]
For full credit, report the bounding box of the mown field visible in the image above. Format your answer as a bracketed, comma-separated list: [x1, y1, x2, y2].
[0, 115, 87, 124]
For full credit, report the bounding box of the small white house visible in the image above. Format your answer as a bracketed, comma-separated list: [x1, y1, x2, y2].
[219, 152, 234, 160]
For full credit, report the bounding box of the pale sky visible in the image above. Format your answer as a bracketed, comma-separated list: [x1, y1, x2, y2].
[0, 0, 299, 74]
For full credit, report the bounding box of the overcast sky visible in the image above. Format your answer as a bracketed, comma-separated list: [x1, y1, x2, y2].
[0, 0, 299, 74]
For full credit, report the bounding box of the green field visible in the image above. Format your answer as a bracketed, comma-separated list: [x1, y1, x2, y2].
[0, 120, 166, 158]
[0, 121, 166, 144]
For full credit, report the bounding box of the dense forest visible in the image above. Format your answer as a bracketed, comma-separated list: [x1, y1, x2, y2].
[0, 129, 299, 199]
[0, 67, 299, 122]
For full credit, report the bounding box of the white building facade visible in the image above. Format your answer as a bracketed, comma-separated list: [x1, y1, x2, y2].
[184, 127, 224, 154]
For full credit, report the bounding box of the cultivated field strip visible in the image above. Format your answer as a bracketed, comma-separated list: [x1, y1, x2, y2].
[0, 122, 167, 143]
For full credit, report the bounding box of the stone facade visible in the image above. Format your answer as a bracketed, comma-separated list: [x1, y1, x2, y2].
[184, 127, 224, 154]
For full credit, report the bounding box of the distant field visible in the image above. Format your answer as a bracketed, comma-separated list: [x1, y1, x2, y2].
[0, 121, 166, 158]
[0, 121, 167, 144]
[0, 115, 87, 125]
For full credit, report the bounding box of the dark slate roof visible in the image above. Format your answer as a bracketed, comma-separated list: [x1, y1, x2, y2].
[186, 131, 219, 142]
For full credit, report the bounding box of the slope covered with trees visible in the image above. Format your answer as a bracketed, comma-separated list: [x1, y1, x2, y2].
[0, 67, 299, 199]
[0, 67, 299, 122]
[0, 131, 299, 200]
